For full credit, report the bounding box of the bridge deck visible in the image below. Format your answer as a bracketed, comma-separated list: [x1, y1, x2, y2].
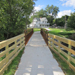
[15, 31, 64, 75]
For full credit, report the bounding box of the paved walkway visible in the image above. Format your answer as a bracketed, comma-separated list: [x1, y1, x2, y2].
[15, 31, 64, 75]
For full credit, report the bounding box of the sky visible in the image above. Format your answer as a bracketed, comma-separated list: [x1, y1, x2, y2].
[33, 0, 75, 18]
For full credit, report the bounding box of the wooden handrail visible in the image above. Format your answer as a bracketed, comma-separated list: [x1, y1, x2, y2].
[0, 33, 25, 75]
[48, 33, 75, 72]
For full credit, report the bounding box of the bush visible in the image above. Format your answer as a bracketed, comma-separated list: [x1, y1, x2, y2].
[69, 33, 75, 40]
[67, 13, 75, 30]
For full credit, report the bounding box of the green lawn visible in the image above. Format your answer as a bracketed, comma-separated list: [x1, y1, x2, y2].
[33, 28, 41, 32]
[33, 28, 75, 39]
[49, 28, 75, 38]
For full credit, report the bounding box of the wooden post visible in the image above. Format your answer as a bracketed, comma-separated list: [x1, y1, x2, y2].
[24, 30, 26, 45]
[6, 45, 9, 63]
[47, 31, 48, 45]
[48, 33, 50, 47]
[58, 40, 61, 53]
[68, 41, 71, 64]
[52, 35, 54, 47]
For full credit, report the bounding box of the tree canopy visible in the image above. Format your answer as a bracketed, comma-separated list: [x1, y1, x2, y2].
[29, 5, 59, 26]
[45, 5, 59, 18]
[67, 13, 75, 30]
[0, 0, 35, 40]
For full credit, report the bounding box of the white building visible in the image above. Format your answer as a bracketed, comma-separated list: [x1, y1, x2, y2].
[30, 17, 50, 28]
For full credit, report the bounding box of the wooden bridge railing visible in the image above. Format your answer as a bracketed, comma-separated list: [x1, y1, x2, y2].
[41, 28, 75, 72]
[48, 33, 75, 72]
[41, 28, 48, 45]
[25, 28, 33, 45]
[0, 33, 25, 75]
[0, 28, 33, 75]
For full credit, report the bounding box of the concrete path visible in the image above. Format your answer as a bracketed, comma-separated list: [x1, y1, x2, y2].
[15, 31, 64, 75]
[45, 28, 50, 31]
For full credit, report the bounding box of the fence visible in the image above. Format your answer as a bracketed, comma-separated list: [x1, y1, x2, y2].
[0, 28, 33, 75]
[25, 28, 33, 45]
[41, 28, 75, 72]
[41, 28, 48, 45]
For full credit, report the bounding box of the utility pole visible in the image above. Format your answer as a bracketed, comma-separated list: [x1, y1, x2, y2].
[64, 15, 67, 29]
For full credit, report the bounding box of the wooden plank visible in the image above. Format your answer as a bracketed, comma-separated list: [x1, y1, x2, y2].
[49, 44, 75, 72]
[68, 45, 71, 62]
[69, 63, 75, 71]
[49, 45, 69, 64]
[52, 44, 68, 58]
[49, 33, 75, 48]
[0, 56, 7, 70]
[0, 42, 18, 57]
[49, 43, 67, 59]
[71, 41, 75, 47]
[0, 42, 25, 74]
[0, 33, 25, 75]
[48, 34, 69, 44]
[49, 38, 75, 55]
[0, 33, 24, 49]
[6, 45, 9, 64]
[70, 57, 75, 64]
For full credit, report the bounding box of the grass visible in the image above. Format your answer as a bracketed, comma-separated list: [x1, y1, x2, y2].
[3, 47, 25, 75]
[50, 49, 75, 75]
[49, 28, 75, 38]
[33, 28, 41, 32]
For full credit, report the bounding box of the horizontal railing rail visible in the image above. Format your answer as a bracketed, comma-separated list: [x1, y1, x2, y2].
[41, 28, 49, 45]
[0, 33, 25, 75]
[48, 33, 75, 72]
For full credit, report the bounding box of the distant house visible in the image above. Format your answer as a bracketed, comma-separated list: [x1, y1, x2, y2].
[30, 17, 50, 28]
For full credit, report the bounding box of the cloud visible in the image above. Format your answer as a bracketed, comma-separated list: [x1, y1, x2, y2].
[57, 10, 72, 18]
[34, 5, 44, 12]
[29, 5, 43, 18]
[60, 0, 75, 7]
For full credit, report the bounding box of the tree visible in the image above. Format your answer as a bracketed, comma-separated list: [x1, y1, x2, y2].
[52, 15, 69, 27]
[45, 5, 59, 18]
[0, 0, 35, 40]
[29, 5, 59, 26]
[46, 15, 54, 26]
[67, 13, 75, 30]
[29, 9, 47, 23]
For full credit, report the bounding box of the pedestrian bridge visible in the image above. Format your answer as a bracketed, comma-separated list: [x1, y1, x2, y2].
[15, 31, 64, 75]
[0, 28, 75, 75]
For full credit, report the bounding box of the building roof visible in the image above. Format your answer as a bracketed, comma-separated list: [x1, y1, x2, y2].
[33, 17, 47, 22]
[40, 17, 47, 21]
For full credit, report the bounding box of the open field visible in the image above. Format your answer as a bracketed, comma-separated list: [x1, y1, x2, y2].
[49, 28, 75, 38]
